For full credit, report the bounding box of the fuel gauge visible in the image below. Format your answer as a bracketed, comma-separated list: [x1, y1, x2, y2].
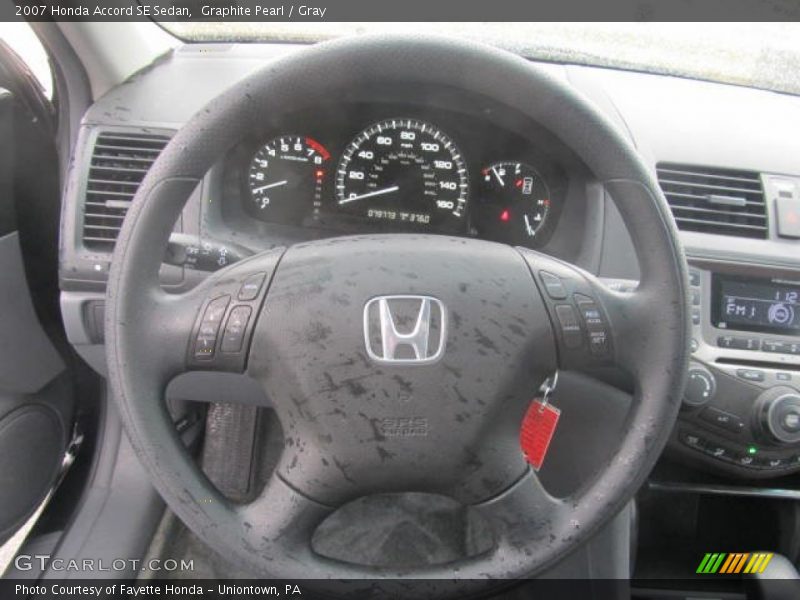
[476, 162, 551, 244]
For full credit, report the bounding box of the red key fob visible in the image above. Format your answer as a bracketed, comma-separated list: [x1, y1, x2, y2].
[520, 400, 561, 471]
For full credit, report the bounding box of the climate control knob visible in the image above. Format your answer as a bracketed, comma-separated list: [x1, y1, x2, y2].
[683, 363, 717, 408]
[754, 387, 800, 444]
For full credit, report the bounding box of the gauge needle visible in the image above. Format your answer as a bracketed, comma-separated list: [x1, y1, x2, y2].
[338, 185, 400, 205]
[491, 166, 505, 187]
[252, 180, 288, 193]
[524, 214, 536, 236]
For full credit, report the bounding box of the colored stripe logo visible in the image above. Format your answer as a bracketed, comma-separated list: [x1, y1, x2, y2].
[697, 552, 773, 574]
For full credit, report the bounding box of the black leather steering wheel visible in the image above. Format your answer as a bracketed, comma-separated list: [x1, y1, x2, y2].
[106, 35, 689, 595]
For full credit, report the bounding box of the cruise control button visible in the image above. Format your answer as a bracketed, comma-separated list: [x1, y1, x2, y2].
[587, 331, 610, 356]
[691, 289, 701, 306]
[700, 407, 745, 434]
[574, 294, 610, 357]
[540, 271, 567, 300]
[692, 310, 701, 325]
[574, 295, 603, 328]
[238, 272, 266, 301]
[689, 271, 701, 287]
[737, 368, 765, 382]
[776, 372, 793, 382]
[554, 304, 582, 349]
[221, 306, 252, 353]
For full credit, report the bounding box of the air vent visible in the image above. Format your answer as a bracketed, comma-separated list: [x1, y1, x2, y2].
[82, 131, 171, 252]
[656, 163, 768, 239]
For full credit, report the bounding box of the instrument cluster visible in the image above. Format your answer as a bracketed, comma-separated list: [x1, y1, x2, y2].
[228, 105, 570, 248]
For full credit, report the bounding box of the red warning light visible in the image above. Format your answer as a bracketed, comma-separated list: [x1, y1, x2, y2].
[515, 179, 523, 188]
[500, 209, 511, 222]
[315, 170, 325, 179]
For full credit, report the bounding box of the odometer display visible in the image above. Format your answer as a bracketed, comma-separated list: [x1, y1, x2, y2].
[335, 119, 468, 230]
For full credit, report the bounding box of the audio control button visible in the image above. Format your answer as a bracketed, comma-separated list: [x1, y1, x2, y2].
[717, 335, 760, 350]
[763, 340, 791, 354]
[555, 304, 583, 349]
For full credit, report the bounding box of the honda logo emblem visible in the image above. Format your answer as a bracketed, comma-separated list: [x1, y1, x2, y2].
[363, 295, 447, 365]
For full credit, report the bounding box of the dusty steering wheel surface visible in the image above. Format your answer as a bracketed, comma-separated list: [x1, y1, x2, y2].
[106, 34, 689, 596]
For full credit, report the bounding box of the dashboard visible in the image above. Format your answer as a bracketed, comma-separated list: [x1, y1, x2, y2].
[58, 42, 800, 485]
[219, 100, 573, 249]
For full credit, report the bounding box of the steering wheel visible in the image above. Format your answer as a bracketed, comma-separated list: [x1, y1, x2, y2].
[106, 35, 689, 594]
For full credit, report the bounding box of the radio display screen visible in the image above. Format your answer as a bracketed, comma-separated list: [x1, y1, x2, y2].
[712, 275, 800, 335]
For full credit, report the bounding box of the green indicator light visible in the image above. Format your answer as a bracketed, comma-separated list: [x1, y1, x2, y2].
[748, 446, 758, 455]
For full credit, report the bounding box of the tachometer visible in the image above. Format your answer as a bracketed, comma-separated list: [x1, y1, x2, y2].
[248, 135, 330, 224]
[335, 119, 468, 230]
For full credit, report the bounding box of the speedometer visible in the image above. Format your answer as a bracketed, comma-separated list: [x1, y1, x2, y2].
[335, 119, 468, 230]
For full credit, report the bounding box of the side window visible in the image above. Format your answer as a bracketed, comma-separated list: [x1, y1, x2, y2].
[0, 22, 53, 100]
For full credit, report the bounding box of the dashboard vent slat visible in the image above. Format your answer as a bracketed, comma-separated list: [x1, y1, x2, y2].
[656, 163, 768, 240]
[82, 131, 171, 252]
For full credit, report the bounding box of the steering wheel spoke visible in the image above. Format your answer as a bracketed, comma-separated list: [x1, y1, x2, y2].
[474, 469, 565, 562]
[518, 248, 665, 378]
[236, 474, 334, 561]
[176, 249, 285, 375]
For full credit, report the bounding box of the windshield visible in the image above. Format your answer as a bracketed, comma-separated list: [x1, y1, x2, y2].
[161, 22, 800, 96]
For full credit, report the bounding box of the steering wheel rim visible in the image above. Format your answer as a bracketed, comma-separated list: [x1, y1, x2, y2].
[106, 34, 689, 593]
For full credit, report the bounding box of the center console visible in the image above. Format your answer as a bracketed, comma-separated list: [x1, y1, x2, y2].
[669, 262, 800, 477]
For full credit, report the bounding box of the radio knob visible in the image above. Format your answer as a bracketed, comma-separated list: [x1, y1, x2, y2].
[683, 363, 717, 408]
[754, 387, 800, 444]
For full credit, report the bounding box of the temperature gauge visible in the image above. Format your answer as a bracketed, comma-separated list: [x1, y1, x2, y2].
[476, 161, 552, 244]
